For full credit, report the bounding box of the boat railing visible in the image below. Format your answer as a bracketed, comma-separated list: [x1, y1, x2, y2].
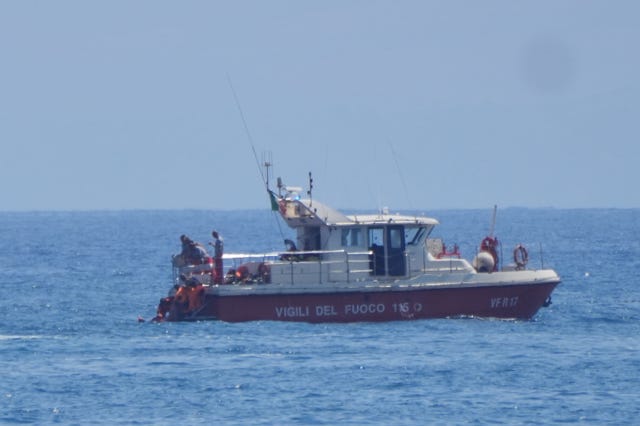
[271, 249, 373, 285]
[207, 249, 373, 285]
[420, 250, 475, 273]
[172, 258, 215, 285]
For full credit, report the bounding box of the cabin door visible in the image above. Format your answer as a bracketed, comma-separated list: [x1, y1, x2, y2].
[368, 227, 386, 275]
[368, 226, 406, 277]
[386, 225, 406, 276]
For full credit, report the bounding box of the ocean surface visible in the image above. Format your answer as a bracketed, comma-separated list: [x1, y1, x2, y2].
[1, 208, 639, 425]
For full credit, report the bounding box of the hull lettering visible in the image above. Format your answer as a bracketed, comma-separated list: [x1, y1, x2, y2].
[275, 306, 310, 318]
[315, 305, 338, 316]
[345, 303, 386, 315]
[490, 296, 519, 309]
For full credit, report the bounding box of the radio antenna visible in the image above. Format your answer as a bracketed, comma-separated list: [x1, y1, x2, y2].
[262, 151, 273, 189]
[307, 172, 313, 207]
[226, 73, 266, 188]
[489, 204, 498, 237]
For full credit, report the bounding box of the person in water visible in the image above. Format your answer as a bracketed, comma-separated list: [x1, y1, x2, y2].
[210, 230, 224, 284]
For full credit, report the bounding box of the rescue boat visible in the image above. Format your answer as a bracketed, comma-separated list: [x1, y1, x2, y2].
[149, 176, 560, 323]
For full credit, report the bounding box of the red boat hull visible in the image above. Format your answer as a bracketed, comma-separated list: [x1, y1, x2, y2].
[175, 282, 558, 323]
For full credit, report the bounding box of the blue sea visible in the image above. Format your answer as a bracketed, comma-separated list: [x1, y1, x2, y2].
[1, 208, 639, 425]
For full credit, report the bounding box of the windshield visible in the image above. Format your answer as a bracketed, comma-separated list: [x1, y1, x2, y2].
[406, 226, 426, 246]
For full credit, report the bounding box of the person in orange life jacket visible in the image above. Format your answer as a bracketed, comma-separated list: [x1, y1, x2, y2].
[179, 274, 199, 287]
[210, 230, 224, 284]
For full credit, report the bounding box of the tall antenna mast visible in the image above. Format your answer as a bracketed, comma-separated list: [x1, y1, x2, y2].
[226, 73, 266, 188]
[307, 172, 313, 207]
[489, 204, 498, 237]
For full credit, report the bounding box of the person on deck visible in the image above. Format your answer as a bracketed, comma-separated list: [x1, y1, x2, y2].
[173, 234, 193, 266]
[190, 240, 209, 264]
[176, 234, 209, 265]
[210, 230, 224, 284]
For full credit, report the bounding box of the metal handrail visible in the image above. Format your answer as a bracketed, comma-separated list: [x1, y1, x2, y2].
[175, 249, 374, 285]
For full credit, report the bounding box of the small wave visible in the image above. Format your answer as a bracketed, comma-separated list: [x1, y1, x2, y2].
[0, 335, 45, 341]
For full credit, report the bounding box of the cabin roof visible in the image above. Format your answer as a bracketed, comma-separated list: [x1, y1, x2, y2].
[294, 198, 439, 227]
[297, 199, 351, 225]
[345, 214, 439, 227]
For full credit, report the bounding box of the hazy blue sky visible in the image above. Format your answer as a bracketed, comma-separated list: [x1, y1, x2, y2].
[1, 1, 638, 211]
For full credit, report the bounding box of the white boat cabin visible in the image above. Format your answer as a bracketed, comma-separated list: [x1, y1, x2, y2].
[273, 194, 472, 283]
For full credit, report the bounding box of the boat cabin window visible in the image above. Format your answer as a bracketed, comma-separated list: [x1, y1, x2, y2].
[368, 227, 384, 248]
[406, 226, 427, 246]
[389, 227, 403, 249]
[341, 228, 363, 247]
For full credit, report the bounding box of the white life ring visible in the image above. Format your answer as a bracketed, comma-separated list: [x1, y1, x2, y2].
[513, 244, 528, 269]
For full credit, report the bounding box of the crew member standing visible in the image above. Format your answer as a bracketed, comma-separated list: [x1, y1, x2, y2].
[210, 230, 224, 284]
